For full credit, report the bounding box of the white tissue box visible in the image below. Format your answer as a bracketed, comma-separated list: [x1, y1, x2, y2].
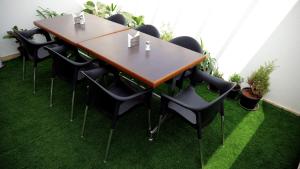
[73, 12, 85, 25]
[128, 31, 140, 48]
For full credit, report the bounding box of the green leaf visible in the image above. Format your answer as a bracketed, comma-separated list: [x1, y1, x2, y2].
[36, 9, 47, 19]
[82, 9, 93, 14]
[86, 1, 95, 7]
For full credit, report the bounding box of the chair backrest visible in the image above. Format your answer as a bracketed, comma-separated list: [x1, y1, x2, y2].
[136, 25, 160, 38]
[81, 70, 124, 103]
[169, 36, 203, 53]
[167, 36, 203, 91]
[14, 30, 37, 60]
[107, 14, 126, 25]
[14, 29, 52, 61]
[45, 45, 86, 84]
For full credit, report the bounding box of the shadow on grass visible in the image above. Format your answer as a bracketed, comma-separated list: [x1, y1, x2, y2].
[229, 102, 300, 169]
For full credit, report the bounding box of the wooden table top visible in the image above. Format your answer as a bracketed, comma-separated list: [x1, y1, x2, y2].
[78, 29, 205, 88]
[34, 13, 129, 46]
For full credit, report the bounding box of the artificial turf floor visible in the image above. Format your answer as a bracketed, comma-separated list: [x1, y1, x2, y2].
[0, 58, 299, 169]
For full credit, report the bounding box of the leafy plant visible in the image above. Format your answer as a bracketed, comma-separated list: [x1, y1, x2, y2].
[198, 38, 216, 74]
[83, 1, 96, 14]
[121, 11, 144, 28]
[83, 1, 106, 17]
[247, 61, 276, 97]
[131, 15, 144, 27]
[229, 73, 244, 85]
[105, 3, 119, 16]
[160, 24, 173, 41]
[83, 1, 118, 18]
[36, 6, 63, 19]
[212, 67, 223, 79]
[82, 1, 96, 14]
[83, 1, 143, 28]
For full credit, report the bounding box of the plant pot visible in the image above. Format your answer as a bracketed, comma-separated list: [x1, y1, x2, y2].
[227, 85, 241, 99]
[208, 83, 219, 92]
[239, 87, 261, 110]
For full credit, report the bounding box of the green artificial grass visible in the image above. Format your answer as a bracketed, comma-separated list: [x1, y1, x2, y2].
[0, 58, 299, 169]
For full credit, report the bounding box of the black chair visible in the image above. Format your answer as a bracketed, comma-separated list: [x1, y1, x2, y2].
[170, 36, 203, 54]
[14, 28, 56, 94]
[106, 14, 126, 25]
[167, 36, 203, 93]
[80, 69, 152, 162]
[157, 69, 235, 168]
[136, 24, 160, 38]
[44, 45, 107, 121]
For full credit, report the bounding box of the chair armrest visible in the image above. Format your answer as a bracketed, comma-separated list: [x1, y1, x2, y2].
[116, 89, 152, 102]
[45, 45, 97, 67]
[191, 69, 233, 94]
[162, 91, 230, 113]
[82, 70, 151, 102]
[191, 69, 219, 84]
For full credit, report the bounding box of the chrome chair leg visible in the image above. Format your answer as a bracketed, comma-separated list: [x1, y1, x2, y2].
[49, 78, 54, 107]
[81, 105, 89, 138]
[22, 56, 25, 80]
[221, 115, 224, 145]
[147, 109, 153, 141]
[70, 89, 75, 122]
[103, 129, 114, 163]
[156, 115, 163, 138]
[199, 139, 203, 169]
[33, 67, 36, 95]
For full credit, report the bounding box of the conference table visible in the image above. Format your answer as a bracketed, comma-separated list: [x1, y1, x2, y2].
[34, 13, 205, 88]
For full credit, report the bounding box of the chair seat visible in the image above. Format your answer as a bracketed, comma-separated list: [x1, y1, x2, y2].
[108, 80, 145, 115]
[78, 64, 106, 81]
[37, 44, 58, 60]
[168, 86, 208, 124]
[81, 67, 107, 80]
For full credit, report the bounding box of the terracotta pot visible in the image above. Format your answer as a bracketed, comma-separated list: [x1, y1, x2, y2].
[227, 85, 241, 99]
[240, 87, 261, 110]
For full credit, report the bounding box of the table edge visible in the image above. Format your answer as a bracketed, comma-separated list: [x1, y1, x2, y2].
[33, 19, 130, 46]
[78, 43, 206, 88]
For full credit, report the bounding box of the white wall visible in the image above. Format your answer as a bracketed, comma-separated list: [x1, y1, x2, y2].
[0, 0, 299, 114]
[239, 1, 300, 115]
[0, 0, 83, 57]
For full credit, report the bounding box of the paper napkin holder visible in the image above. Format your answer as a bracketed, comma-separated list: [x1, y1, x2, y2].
[128, 31, 140, 48]
[73, 12, 85, 25]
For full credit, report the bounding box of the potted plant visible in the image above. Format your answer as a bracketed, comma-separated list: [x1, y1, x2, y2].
[208, 67, 223, 91]
[83, 1, 106, 17]
[83, 1, 119, 18]
[240, 61, 276, 110]
[228, 73, 244, 99]
[36, 6, 63, 19]
[198, 39, 216, 74]
[160, 24, 173, 41]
